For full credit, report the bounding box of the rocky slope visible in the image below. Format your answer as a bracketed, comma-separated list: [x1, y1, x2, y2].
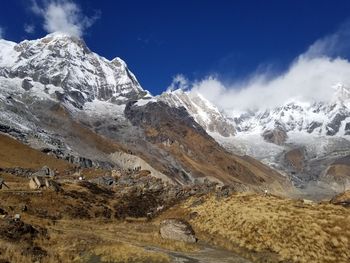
[0, 33, 291, 192]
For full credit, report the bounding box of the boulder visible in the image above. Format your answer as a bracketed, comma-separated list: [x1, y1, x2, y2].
[21, 78, 33, 91]
[29, 176, 61, 191]
[90, 176, 116, 187]
[32, 166, 54, 177]
[29, 176, 46, 189]
[160, 219, 197, 243]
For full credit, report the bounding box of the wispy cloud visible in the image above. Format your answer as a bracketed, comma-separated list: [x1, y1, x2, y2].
[305, 21, 350, 59]
[24, 24, 35, 34]
[31, 0, 100, 37]
[167, 74, 189, 91]
[169, 22, 350, 113]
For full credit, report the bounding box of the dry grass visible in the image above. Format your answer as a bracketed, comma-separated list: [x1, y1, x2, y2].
[37, 219, 196, 262]
[183, 193, 350, 263]
[0, 240, 36, 263]
[0, 134, 72, 172]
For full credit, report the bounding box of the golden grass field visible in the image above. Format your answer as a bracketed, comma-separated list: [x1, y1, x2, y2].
[0, 216, 200, 263]
[178, 193, 350, 263]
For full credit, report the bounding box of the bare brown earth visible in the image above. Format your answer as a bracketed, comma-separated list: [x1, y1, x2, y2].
[160, 128, 292, 194]
[0, 133, 72, 172]
[49, 104, 127, 155]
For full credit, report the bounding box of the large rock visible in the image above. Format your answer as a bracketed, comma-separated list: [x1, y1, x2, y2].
[32, 166, 54, 177]
[160, 219, 197, 243]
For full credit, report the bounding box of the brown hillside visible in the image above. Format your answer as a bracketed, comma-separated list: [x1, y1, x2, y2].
[0, 134, 72, 172]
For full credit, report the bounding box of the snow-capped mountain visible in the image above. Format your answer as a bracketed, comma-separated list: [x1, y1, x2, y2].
[0, 32, 153, 170]
[156, 84, 350, 194]
[0, 32, 147, 109]
[158, 89, 235, 137]
[158, 84, 350, 140]
[232, 83, 350, 137]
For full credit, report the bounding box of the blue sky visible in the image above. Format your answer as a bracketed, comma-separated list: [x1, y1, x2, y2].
[1, 0, 350, 95]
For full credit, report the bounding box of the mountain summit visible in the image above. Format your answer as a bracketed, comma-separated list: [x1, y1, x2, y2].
[0, 33, 147, 109]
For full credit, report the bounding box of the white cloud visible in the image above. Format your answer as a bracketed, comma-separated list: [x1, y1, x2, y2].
[0, 27, 4, 39]
[167, 74, 189, 91]
[189, 57, 350, 112]
[31, 0, 100, 37]
[169, 24, 350, 113]
[24, 24, 35, 34]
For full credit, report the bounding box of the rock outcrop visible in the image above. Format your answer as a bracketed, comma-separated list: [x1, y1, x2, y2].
[160, 219, 197, 243]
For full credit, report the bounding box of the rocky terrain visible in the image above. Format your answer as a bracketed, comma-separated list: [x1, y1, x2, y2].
[1, 157, 349, 262]
[0, 132, 255, 263]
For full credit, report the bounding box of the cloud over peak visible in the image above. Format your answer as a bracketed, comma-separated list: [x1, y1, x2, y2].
[168, 23, 350, 113]
[31, 0, 100, 38]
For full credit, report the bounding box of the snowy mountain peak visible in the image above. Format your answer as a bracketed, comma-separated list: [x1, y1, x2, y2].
[0, 33, 146, 109]
[230, 85, 350, 138]
[159, 89, 236, 137]
[332, 83, 350, 106]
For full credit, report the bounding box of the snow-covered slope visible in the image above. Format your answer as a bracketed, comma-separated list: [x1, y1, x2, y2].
[158, 89, 236, 137]
[232, 83, 350, 137]
[0, 32, 148, 109]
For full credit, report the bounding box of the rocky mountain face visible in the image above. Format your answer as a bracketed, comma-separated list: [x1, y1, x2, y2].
[0, 33, 291, 192]
[124, 100, 291, 190]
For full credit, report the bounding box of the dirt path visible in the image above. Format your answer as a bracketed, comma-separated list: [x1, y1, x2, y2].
[144, 242, 252, 263]
[86, 242, 251, 263]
